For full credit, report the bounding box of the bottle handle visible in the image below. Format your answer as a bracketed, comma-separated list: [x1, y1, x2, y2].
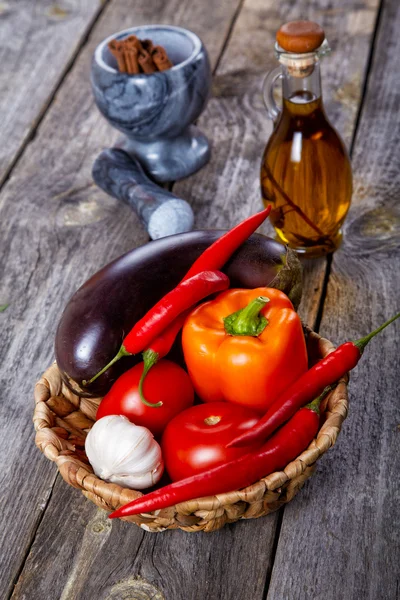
[262, 67, 283, 122]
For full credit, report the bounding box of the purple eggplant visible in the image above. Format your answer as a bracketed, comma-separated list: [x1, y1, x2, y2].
[55, 231, 302, 397]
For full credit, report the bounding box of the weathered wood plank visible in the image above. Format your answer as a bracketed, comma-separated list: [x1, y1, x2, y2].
[1, 2, 381, 600]
[12, 477, 279, 600]
[0, 0, 108, 187]
[0, 0, 245, 598]
[267, 1, 400, 598]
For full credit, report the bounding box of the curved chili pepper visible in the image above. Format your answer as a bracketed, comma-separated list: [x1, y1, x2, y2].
[228, 312, 400, 448]
[83, 271, 229, 386]
[135, 207, 272, 396]
[182, 206, 271, 281]
[84, 209, 271, 388]
[109, 387, 331, 519]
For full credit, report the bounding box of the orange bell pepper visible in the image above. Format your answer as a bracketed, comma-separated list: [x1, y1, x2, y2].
[182, 287, 308, 413]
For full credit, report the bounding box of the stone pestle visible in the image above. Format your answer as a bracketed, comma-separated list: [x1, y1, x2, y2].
[92, 148, 194, 239]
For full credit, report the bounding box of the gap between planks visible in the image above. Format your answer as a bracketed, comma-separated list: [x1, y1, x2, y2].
[7, 484, 56, 600]
[348, 0, 386, 158]
[209, 0, 246, 76]
[164, 0, 246, 194]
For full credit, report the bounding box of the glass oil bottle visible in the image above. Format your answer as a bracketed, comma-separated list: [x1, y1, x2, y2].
[260, 21, 352, 257]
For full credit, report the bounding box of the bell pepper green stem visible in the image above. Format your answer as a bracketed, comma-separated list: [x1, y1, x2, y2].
[224, 296, 270, 336]
[354, 312, 400, 354]
[306, 383, 338, 414]
[82, 344, 131, 387]
[138, 349, 163, 408]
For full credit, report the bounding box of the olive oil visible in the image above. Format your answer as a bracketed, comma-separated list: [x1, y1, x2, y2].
[261, 21, 353, 257]
[261, 93, 352, 255]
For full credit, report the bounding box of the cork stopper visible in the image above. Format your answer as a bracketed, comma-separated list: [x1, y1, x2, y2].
[276, 21, 325, 54]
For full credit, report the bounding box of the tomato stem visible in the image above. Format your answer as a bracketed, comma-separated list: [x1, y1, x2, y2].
[204, 416, 222, 426]
[138, 350, 163, 408]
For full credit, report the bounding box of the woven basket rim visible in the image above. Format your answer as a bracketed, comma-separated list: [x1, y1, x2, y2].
[33, 327, 348, 532]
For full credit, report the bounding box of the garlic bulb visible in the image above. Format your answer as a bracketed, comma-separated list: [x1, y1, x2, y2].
[85, 415, 164, 489]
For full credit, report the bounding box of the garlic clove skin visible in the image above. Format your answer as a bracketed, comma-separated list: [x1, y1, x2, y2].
[85, 415, 164, 490]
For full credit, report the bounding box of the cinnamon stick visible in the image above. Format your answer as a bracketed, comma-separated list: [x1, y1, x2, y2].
[108, 35, 173, 74]
[138, 49, 157, 73]
[124, 35, 141, 47]
[142, 39, 154, 54]
[124, 35, 156, 73]
[124, 46, 140, 74]
[108, 39, 127, 73]
[152, 45, 173, 71]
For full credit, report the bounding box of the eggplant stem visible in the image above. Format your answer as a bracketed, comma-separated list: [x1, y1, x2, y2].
[82, 345, 131, 387]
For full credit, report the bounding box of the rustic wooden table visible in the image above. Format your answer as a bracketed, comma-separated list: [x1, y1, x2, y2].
[1, 0, 399, 598]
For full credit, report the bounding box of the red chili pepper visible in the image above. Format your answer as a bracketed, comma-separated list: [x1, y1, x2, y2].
[84, 209, 271, 388]
[182, 206, 271, 281]
[84, 271, 229, 386]
[136, 206, 273, 394]
[136, 207, 273, 395]
[228, 312, 400, 449]
[109, 387, 330, 519]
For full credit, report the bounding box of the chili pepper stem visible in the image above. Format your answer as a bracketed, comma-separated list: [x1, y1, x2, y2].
[82, 345, 132, 387]
[354, 312, 400, 354]
[306, 383, 337, 414]
[224, 296, 270, 336]
[138, 350, 163, 408]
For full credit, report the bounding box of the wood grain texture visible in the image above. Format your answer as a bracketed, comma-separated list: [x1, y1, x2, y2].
[0, 0, 107, 187]
[12, 477, 279, 600]
[0, 1, 385, 600]
[0, 0, 246, 598]
[267, 1, 400, 598]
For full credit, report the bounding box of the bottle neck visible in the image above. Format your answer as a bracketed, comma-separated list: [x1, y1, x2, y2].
[281, 60, 322, 104]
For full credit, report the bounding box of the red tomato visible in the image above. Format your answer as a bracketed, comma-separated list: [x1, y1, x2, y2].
[96, 359, 194, 437]
[161, 402, 260, 481]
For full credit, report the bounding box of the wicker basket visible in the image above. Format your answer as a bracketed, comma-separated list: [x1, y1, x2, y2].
[33, 327, 348, 532]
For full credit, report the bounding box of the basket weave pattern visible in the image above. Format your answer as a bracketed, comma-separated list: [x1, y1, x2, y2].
[33, 329, 348, 532]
